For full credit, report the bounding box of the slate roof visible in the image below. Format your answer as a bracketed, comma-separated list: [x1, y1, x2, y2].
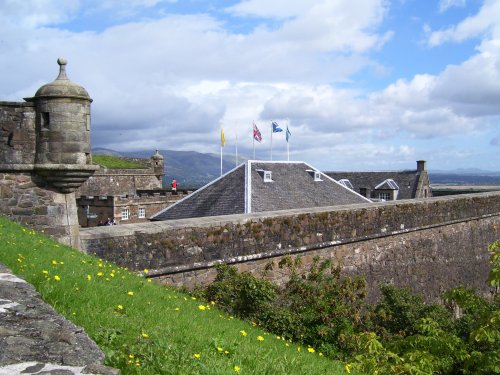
[151, 161, 371, 221]
[325, 170, 421, 200]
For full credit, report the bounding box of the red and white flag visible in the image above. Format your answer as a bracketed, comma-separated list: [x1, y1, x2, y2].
[253, 122, 262, 143]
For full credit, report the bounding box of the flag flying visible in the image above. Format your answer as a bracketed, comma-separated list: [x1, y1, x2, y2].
[286, 125, 291, 142]
[253, 122, 262, 142]
[221, 128, 226, 147]
[272, 121, 283, 133]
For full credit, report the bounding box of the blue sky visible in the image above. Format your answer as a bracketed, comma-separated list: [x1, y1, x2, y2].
[1, 0, 499, 171]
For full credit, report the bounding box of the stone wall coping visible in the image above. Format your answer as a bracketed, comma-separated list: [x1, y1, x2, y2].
[0, 101, 34, 107]
[80, 191, 500, 240]
[34, 164, 100, 172]
[0, 164, 35, 171]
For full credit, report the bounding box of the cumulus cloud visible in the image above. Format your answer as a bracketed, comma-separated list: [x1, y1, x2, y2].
[0, 0, 499, 170]
[427, 0, 500, 46]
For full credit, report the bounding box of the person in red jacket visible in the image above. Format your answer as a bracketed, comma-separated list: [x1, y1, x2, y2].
[171, 179, 177, 195]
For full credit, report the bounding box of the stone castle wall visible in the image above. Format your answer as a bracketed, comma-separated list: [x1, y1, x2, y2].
[80, 192, 500, 302]
[0, 102, 36, 165]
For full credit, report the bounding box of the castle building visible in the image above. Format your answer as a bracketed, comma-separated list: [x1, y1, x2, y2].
[325, 160, 432, 201]
[0, 58, 98, 246]
[151, 160, 371, 221]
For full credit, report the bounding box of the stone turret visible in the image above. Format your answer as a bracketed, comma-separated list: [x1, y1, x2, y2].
[151, 149, 165, 185]
[25, 58, 98, 193]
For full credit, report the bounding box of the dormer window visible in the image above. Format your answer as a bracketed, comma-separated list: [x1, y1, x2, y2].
[339, 179, 354, 190]
[306, 169, 322, 181]
[263, 170, 273, 182]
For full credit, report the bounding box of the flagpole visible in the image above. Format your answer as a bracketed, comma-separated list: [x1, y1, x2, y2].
[252, 122, 255, 159]
[270, 123, 273, 161]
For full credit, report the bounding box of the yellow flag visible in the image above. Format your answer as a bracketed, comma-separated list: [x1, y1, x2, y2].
[221, 128, 226, 147]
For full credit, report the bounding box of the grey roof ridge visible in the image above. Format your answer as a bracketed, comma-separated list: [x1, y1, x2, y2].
[304, 161, 373, 203]
[325, 169, 417, 173]
[150, 162, 246, 220]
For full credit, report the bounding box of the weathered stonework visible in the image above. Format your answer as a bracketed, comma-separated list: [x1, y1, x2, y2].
[0, 59, 97, 247]
[0, 263, 119, 374]
[80, 192, 500, 302]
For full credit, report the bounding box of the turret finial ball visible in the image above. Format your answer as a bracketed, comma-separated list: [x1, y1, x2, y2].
[57, 57, 67, 66]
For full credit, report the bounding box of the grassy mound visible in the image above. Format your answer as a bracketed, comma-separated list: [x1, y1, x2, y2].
[93, 155, 144, 169]
[0, 216, 347, 374]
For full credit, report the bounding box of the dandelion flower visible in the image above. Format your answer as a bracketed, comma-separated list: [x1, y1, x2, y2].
[51, 260, 57, 265]
[142, 332, 149, 339]
[257, 336, 264, 342]
[193, 353, 201, 359]
[345, 364, 351, 374]
[297, 347, 301, 352]
[239, 330, 247, 337]
[174, 307, 180, 311]
[307, 347, 315, 353]
[87, 275, 92, 281]
[117, 305, 124, 310]
[127, 291, 134, 296]
[198, 305, 206, 311]
[54, 275, 61, 281]
[234, 366, 241, 373]
[97, 272, 104, 277]
[147, 279, 152, 283]
[143, 268, 149, 274]
[217, 347, 223, 352]
[59, 261, 64, 265]
[42, 270, 48, 275]
[251, 322, 257, 326]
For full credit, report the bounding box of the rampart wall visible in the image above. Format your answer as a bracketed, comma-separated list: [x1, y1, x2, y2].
[80, 192, 500, 302]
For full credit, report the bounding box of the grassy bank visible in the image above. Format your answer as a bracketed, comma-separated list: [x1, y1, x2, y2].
[0, 216, 347, 374]
[93, 155, 144, 169]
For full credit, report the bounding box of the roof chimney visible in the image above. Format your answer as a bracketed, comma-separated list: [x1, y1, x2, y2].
[417, 160, 427, 172]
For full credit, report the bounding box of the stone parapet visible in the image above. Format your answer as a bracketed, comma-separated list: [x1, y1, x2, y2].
[80, 192, 500, 301]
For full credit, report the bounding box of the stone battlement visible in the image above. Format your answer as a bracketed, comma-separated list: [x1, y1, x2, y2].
[80, 191, 500, 302]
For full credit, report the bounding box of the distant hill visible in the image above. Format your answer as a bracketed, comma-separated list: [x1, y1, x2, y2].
[93, 148, 245, 188]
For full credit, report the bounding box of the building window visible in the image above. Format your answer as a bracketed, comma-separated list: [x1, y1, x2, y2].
[263, 171, 272, 182]
[314, 171, 322, 181]
[378, 192, 391, 201]
[339, 179, 353, 189]
[121, 208, 130, 221]
[41, 112, 50, 129]
[138, 207, 146, 219]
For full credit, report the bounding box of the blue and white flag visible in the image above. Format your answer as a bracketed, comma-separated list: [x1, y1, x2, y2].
[286, 126, 291, 142]
[272, 122, 283, 133]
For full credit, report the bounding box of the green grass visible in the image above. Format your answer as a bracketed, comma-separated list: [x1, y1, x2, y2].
[0, 215, 348, 374]
[93, 155, 145, 169]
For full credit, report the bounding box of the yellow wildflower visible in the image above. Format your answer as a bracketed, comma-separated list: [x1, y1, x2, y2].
[127, 291, 134, 296]
[54, 275, 61, 281]
[51, 260, 57, 265]
[345, 364, 351, 374]
[42, 270, 48, 275]
[97, 272, 103, 277]
[174, 307, 180, 311]
[142, 332, 149, 339]
[307, 347, 315, 353]
[234, 366, 241, 373]
[87, 275, 91, 281]
[198, 305, 206, 311]
[117, 305, 124, 310]
[217, 347, 223, 352]
[257, 336, 264, 341]
[239, 330, 247, 337]
[193, 353, 201, 359]
[143, 268, 149, 274]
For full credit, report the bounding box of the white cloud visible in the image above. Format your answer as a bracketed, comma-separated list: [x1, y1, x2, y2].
[427, 0, 500, 46]
[439, 0, 466, 13]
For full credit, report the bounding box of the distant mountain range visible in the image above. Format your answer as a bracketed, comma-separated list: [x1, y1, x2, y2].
[93, 148, 500, 188]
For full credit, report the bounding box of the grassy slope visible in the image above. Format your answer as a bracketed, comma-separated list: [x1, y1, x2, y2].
[93, 155, 144, 169]
[0, 216, 348, 375]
